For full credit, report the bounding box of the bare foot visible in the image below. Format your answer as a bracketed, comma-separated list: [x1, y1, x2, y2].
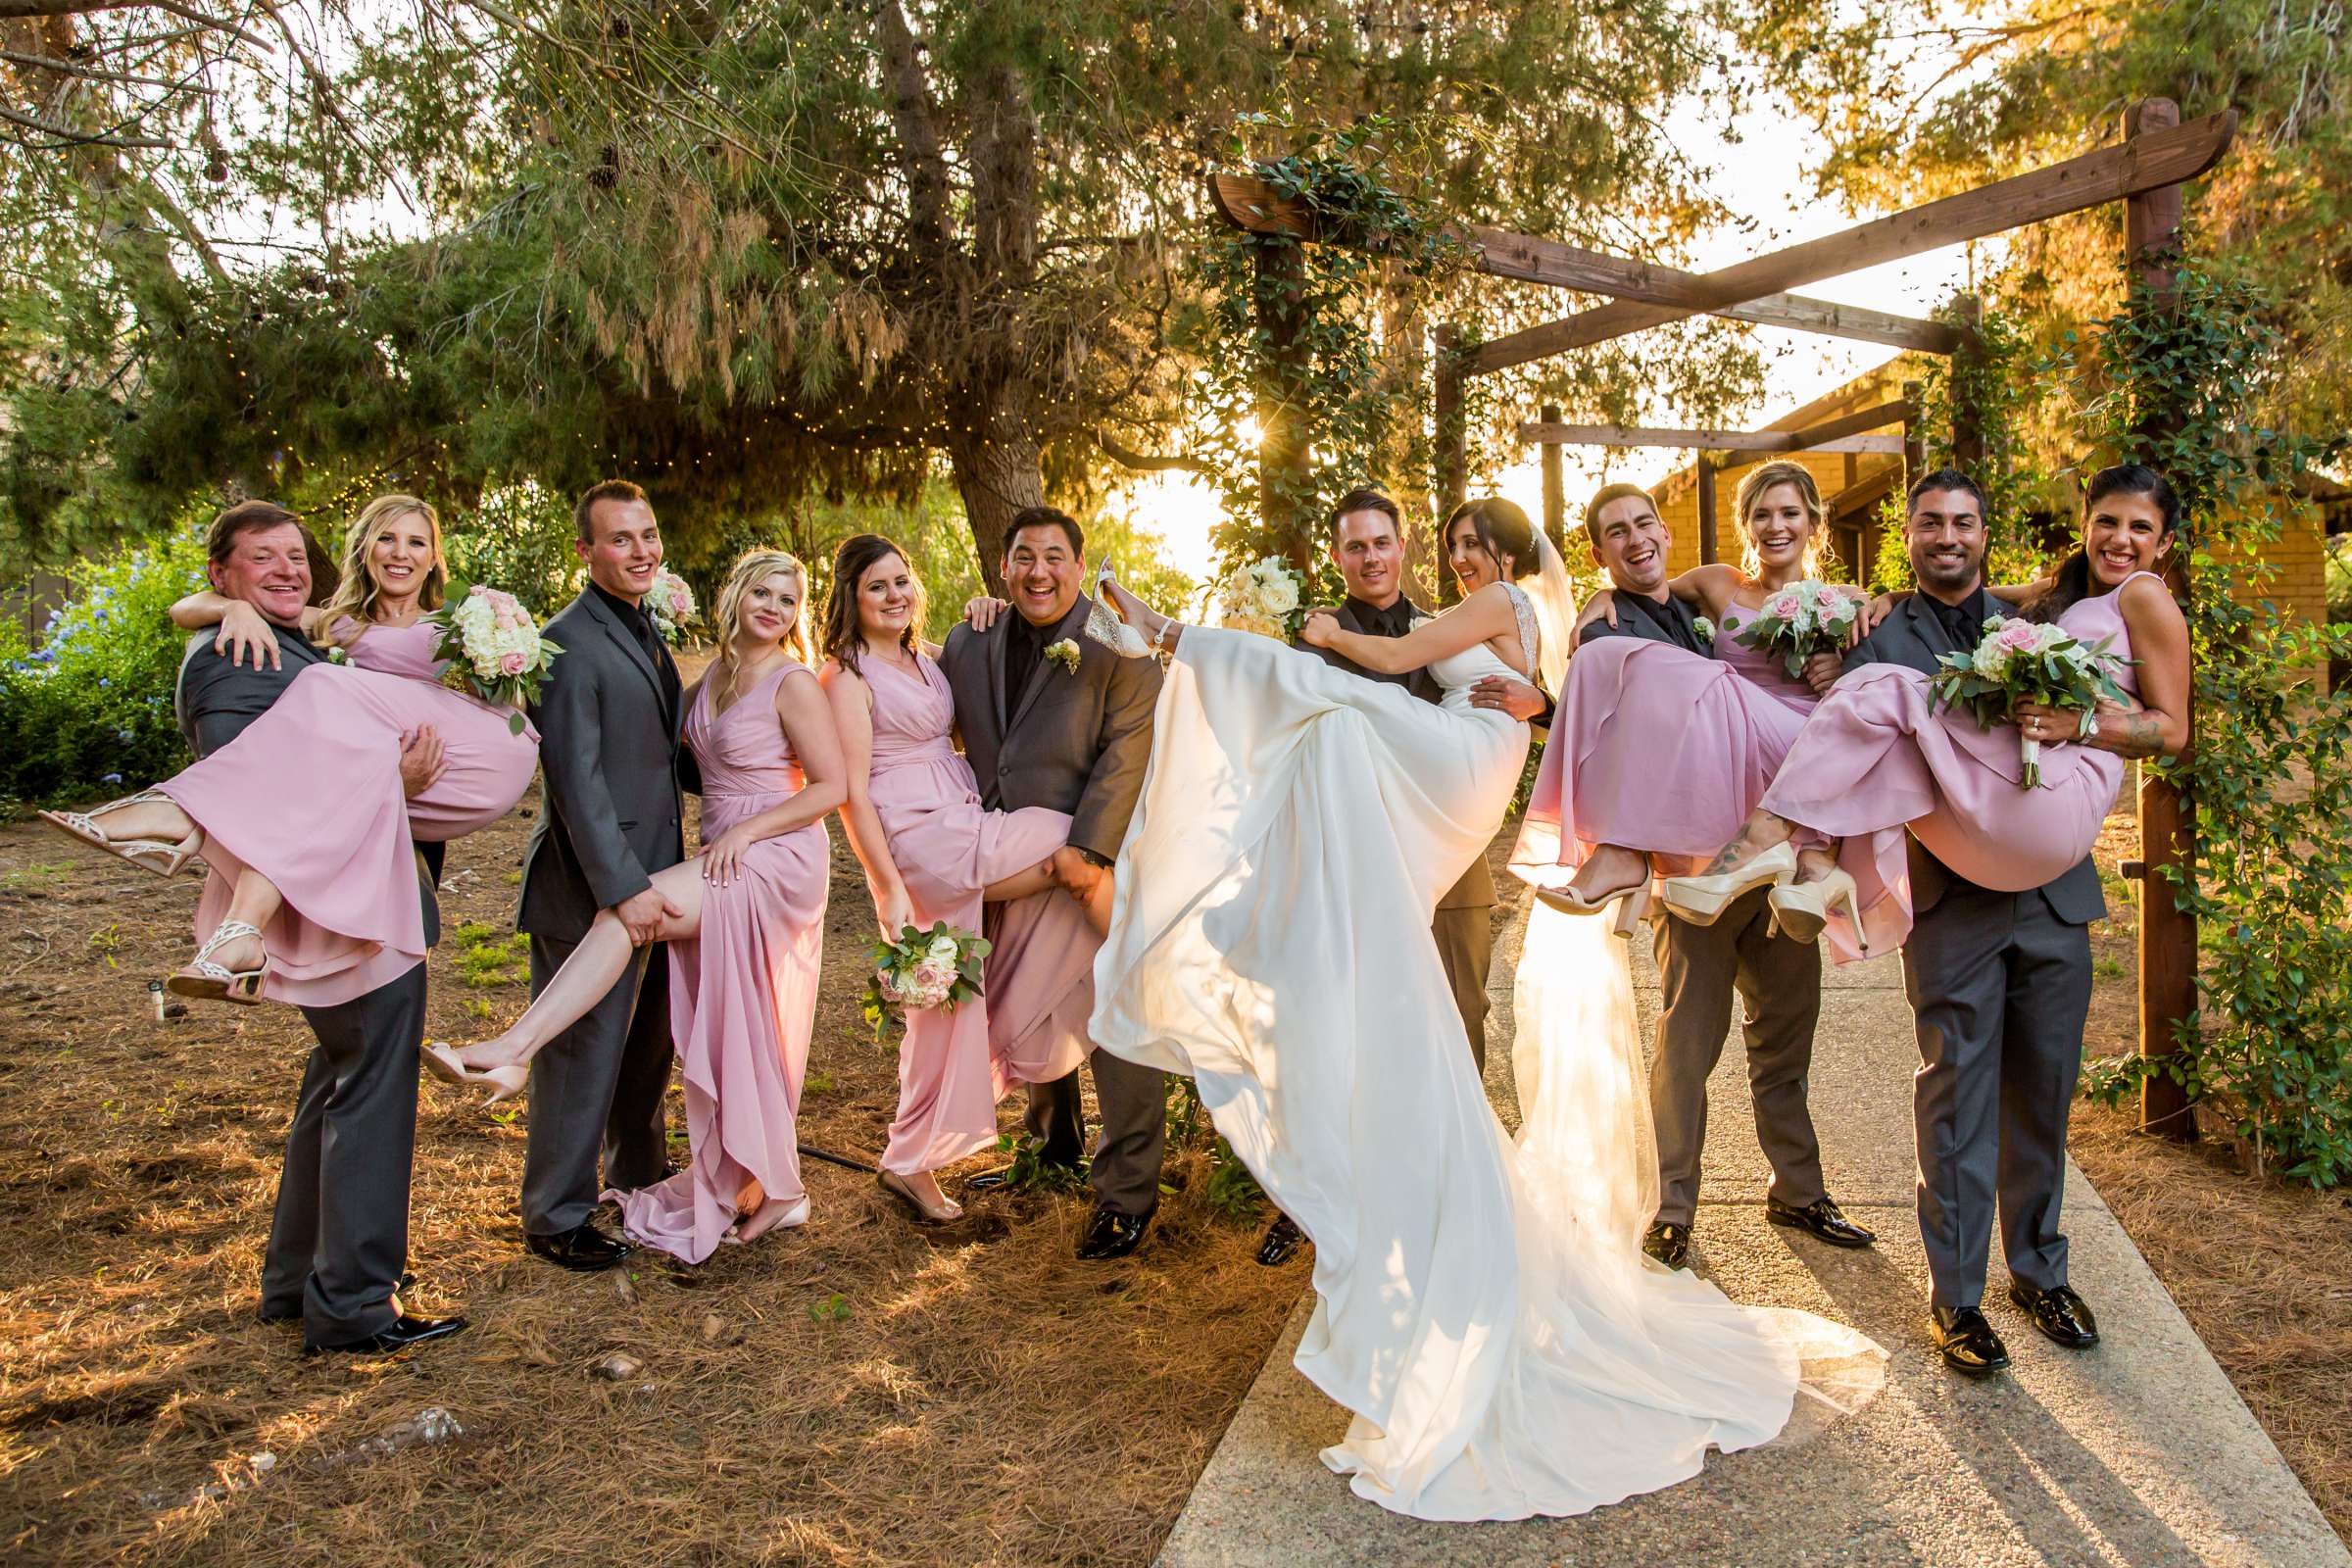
[1795, 846, 1842, 885]
[1568, 844, 1649, 903]
[455, 1034, 530, 1073]
[1698, 811, 1796, 876]
[730, 1195, 810, 1243]
[176, 928, 263, 983]
[90, 798, 196, 844]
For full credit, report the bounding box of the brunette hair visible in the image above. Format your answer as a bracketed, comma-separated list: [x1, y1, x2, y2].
[1442, 497, 1541, 581]
[313, 494, 447, 650]
[203, 499, 338, 606]
[1329, 488, 1402, 536]
[574, 478, 649, 544]
[1581, 482, 1658, 546]
[1732, 461, 1828, 580]
[1002, 506, 1085, 561]
[2023, 465, 2181, 625]
[821, 533, 925, 676]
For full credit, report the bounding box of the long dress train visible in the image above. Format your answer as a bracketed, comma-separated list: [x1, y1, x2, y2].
[1759, 576, 2150, 959]
[606, 663, 828, 1261]
[162, 618, 540, 1005]
[1092, 596, 1883, 1522]
[860, 651, 1080, 1174]
[1515, 601, 1818, 886]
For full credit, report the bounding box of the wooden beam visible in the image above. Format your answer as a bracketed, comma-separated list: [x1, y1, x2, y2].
[1539, 403, 1565, 552]
[1783, 397, 1914, 452]
[1518, 421, 1904, 456]
[1696, 458, 1719, 565]
[1501, 108, 2238, 355]
[1951, 293, 1987, 469]
[1207, 173, 1961, 356]
[1824, 465, 1898, 521]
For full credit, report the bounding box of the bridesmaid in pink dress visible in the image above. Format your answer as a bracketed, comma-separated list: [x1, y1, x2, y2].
[1513, 463, 1864, 936]
[1665, 465, 2193, 959]
[40, 494, 538, 1005]
[816, 534, 1093, 1224]
[434, 550, 844, 1257]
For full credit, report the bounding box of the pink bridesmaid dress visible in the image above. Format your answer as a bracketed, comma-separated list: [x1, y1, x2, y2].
[607, 663, 829, 1261]
[161, 617, 541, 1006]
[1758, 575, 2151, 961]
[1512, 601, 1820, 887]
[861, 652, 1076, 1175]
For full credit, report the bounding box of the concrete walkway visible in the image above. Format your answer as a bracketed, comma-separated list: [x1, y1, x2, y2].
[1156, 899, 2349, 1568]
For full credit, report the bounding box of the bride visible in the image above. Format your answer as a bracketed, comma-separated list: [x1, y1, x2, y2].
[1088, 497, 1883, 1522]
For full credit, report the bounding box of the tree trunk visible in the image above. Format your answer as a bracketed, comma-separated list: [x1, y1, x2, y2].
[948, 398, 1046, 598]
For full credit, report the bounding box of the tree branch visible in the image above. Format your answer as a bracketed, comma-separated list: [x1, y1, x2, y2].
[0, 0, 148, 18]
[0, 47, 195, 89]
[0, 99, 176, 147]
[1095, 431, 1200, 473]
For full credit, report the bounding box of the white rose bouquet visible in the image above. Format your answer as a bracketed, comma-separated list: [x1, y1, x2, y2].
[425, 582, 563, 735]
[1931, 615, 2131, 788]
[862, 919, 991, 1045]
[646, 567, 698, 646]
[1210, 555, 1309, 641]
[1733, 578, 1863, 678]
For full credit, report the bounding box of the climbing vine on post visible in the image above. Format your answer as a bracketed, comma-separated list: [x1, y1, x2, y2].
[1184, 117, 1467, 595]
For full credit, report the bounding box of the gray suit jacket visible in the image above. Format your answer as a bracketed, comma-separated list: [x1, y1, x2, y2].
[1841, 593, 2106, 925]
[938, 594, 1159, 863]
[515, 588, 692, 943]
[1297, 600, 1495, 912]
[173, 629, 440, 947]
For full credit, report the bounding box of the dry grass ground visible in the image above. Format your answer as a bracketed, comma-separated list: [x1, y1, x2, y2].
[3, 781, 2346, 1562]
[2072, 812, 2352, 1542]
[0, 794, 1298, 1566]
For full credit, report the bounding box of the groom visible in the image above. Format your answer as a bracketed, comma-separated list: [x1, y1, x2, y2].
[1577, 483, 1873, 1272]
[1253, 488, 1548, 1267]
[1832, 468, 2103, 1377]
[514, 479, 696, 1271]
[941, 506, 1165, 1260]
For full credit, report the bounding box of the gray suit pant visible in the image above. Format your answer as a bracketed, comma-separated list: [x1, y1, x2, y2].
[1904, 884, 2091, 1313]
[1433, 904, 1494, 1074]
[264, 962, 425, 1348]
[1027, 1048, 1167, 1219]
[521, 935, 674, 1236]
[1649, 887, 1827, 1228]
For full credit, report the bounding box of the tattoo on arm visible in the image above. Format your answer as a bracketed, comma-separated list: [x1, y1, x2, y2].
[2109, 712, 2167, 758]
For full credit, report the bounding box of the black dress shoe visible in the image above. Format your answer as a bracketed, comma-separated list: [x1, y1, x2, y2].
[1075, 1204, 1152, 1261]
[1931, 1305, 2010, 1376]
[1766, 1195, 1877, 1249]
[308, 1313, 468, 1355]
[527, 1222, 632, 1272]
[261, 1270, 415, 1328]
[1642, 1221, 1690, 1270]
[2010, 1282, 2100, 1348]
[1255, 1213, 1307, 1266]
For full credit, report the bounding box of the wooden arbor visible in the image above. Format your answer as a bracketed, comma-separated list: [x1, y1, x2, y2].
[1208, 101, 2236, 1136]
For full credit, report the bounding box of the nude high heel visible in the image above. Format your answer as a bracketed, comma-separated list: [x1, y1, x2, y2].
[41, 790, 207, 878]
[1767, 871, 1871, 956]
[1534, 872, 1655, 938]
[1659, 841, 1798, 927]
[878, 1168, 963, 1224]
[165, 919, 268, 1004]
[1086, 568, 1163, 660]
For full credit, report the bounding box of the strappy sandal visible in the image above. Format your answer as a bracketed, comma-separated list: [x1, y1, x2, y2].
[39, 790, 206, 878]
[165, 919, 269, 1005]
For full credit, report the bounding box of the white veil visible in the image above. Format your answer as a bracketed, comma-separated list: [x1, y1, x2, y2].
[1523, 529, 1576, 699]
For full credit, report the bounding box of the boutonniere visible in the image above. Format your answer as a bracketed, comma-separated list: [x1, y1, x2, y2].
[326, 645, 351, 664]
[1045, 638, 1082, 674]
[1691, 615, 1716, 646]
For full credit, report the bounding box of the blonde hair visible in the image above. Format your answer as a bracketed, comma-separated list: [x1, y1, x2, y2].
[709, 549, 814, 710]
[314, 494, 446, 649]
[1733, 461, 1827, 580]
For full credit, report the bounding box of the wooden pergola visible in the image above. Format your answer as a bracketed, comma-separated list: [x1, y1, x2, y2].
[1208, 100, 2236, 1137]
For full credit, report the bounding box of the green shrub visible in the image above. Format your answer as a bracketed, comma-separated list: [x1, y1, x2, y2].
[0, 520, 208, 808]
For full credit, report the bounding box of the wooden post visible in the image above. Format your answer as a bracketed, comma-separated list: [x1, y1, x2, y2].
[1254, 238, 1314, 577]
[1434, 323, 1467, 603]
[1900, 379, 1926, 491]
[1950, 292, 1986, 471]
[1540, 402, 1565, 554]
[2127, 98, 2198, 1141]
[1695, 457, 1719, 565]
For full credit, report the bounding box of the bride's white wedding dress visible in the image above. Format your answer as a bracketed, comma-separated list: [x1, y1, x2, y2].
[1092, 580, 1884, 1522]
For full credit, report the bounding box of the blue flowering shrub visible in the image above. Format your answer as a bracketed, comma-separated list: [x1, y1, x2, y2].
[1, 522, 209, 808]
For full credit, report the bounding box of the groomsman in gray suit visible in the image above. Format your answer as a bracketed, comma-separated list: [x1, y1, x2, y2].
[514, 479, 697, 1271]
[1577, 483, 1874, 1272]
[1827, 468, 2102, 1376]
[173, 500, 464, 1353]
[940, 507, 1164, 1260]
[1254, 487, 1549, 1267]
